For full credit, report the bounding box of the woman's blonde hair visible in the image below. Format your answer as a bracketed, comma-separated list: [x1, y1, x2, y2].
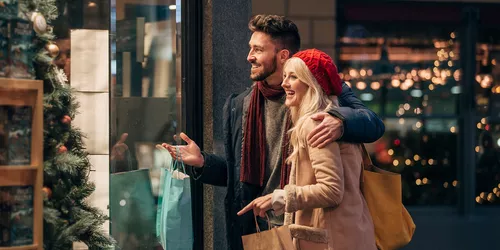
[284, 57, 339, 164]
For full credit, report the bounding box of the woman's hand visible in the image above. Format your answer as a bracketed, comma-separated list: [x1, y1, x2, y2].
[161, 132, 205, 167]
[237, 194, 273, 218]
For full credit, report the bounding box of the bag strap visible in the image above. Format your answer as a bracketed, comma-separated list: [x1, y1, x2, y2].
[360, 144, 373, 171]
[172, 146, 187, 174]
[359, 144, 373, 192]
[254, 214, 272, 233]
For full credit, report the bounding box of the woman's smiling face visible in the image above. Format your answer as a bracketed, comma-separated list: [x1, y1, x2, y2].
[282, 64, 309, 107]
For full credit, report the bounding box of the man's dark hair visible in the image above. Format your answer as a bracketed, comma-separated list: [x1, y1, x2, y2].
[248, 14, 301, 55]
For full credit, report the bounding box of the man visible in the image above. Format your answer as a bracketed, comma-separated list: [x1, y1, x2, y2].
[163, 15, 385, 250]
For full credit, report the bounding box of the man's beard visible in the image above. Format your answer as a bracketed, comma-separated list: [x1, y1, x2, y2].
[250, 57, 277, 81]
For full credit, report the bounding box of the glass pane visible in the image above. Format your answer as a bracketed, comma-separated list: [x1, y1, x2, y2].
[110, 0, 181, 248]
[371, 118, 458, 205]
[475, 22, 500, 206]
[338, 2, 460, 205]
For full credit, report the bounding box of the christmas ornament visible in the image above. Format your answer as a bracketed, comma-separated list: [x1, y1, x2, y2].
[55, 68, 68, 85]
[46, 43, 60, 58]
[42, 187, 52, 199]
[58, 145, 68, 154]
[30, 12, 47, 34]
[61, 115, 71, 124]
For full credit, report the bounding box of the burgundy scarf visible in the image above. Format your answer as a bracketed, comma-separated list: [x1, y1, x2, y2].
[240, 81, 292, 188]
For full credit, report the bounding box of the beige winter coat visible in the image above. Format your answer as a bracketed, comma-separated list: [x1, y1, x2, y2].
[280, 117, 377, 250]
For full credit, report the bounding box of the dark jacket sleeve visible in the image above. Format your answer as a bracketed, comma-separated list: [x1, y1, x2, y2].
[328, 82, 385, 143]
[191, 152, 228, 186]
[191, 94, 236, 186]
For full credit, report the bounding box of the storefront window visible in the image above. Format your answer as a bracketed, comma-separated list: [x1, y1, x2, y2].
[474, 15, 500, 206]
[337, 3, 461, 205]
[109, 0, 182, 248]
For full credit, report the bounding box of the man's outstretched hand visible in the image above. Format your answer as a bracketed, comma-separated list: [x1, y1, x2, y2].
[161, 132, 205, 167]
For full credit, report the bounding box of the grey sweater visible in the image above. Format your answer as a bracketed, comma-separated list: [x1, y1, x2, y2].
[261, 95, 288, 225]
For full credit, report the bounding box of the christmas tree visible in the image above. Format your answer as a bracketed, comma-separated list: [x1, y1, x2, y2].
[19, 0, 114, 249]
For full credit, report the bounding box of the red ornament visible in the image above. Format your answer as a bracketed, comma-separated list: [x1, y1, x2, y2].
[394, 139, 401, 146]
[42, 187, 52, 199]
[61, 115, 71, 124]
[58, 145, 67, 154]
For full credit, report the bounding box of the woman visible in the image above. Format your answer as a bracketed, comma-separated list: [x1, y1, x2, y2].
[238, 49, 377, 250]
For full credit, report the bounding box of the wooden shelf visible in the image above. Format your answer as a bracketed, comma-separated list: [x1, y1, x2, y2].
[0, 244, 39, 250]
[0, 166, 38, 170]
[0, 79, 43, 250]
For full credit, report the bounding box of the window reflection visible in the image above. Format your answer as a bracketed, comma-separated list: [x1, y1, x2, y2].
[110, 0, 180, 248]
[338, 9, 460, 205]
[474, 27, 500, 206]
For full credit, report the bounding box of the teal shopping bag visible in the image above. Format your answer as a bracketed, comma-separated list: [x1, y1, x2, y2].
[156, 146, 193, 250]
[110, 150, 157, 249]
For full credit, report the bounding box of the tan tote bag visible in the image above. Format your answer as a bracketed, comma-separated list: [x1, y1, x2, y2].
[360, 144, 416, 250]
[242, 215, 295, 250]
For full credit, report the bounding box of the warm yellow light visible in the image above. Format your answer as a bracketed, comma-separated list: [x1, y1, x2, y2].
[391, 79, 401, 88]
[476, 196, 483, 204]
[371, 81, 381, 90]
[487, 193, 495, 202]
[349, 69, 357, 77]
[356, 81, 367, 90]
[388, 149, 394, 156]
[393, 160, 399, 166]
[405, 159, 411, 165]
[453, 180, 459, 187]
[414, 154, 420, 161]
[416, 179, 422, 185]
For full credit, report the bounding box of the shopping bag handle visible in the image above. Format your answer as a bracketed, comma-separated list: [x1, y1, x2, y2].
[172, 146, 187, 174]
[254, 214, 272, 233]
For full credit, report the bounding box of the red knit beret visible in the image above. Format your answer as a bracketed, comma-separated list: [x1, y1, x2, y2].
[292, 49, 342, 96]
